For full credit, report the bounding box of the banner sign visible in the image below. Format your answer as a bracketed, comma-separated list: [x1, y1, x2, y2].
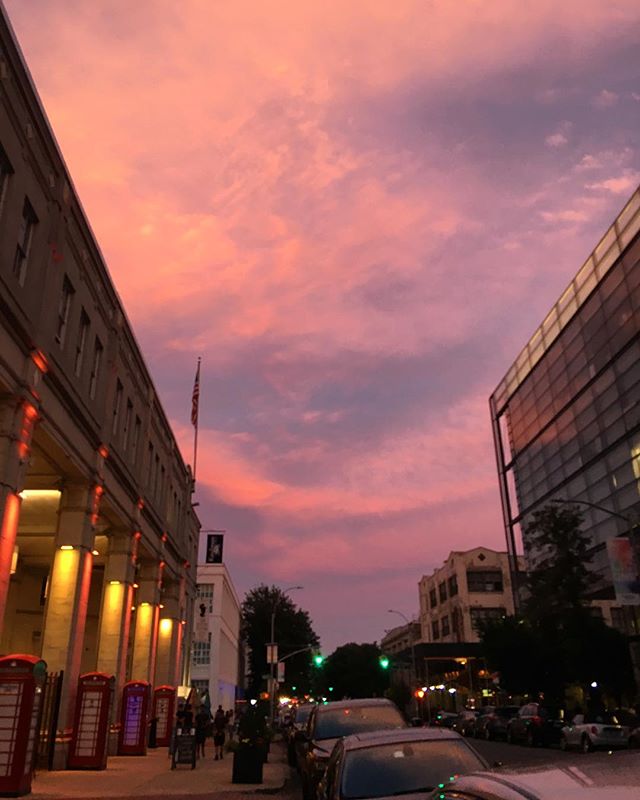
[607, 537, 640, 605]
[277, 661, 285, 683]
[266, 644, 278, 664]
[206, 534, 223, 564]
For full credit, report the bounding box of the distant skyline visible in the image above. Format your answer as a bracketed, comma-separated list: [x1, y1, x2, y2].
[6, 0, 640, 651]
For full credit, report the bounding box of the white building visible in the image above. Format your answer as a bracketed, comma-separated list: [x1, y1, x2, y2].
[190, 532, 242, 710]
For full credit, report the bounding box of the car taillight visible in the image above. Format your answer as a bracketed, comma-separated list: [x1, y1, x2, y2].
[591, 726, 598, 735]
[532, 716, 542, 725]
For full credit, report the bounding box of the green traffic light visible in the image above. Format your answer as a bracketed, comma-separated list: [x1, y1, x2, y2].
[379, 655, 390, 669]
[313, 654, 324, 667]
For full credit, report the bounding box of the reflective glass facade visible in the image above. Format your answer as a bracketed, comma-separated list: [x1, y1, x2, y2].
[491, 187, 640, 598]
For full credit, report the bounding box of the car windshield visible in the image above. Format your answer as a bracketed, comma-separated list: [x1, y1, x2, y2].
[340, 739, 486, 799]
[315, 705, 405, 740]
[497, 707, 519, 718]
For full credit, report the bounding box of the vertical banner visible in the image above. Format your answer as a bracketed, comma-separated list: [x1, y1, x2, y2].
[277, 661, 285, 684]
[206, 534, 223, 564]
[607, 537, 640, 605]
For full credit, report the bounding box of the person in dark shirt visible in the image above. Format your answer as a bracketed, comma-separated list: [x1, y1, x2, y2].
[213, 705, 226, 760]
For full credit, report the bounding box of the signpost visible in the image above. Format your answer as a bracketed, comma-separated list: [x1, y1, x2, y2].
[171, 731, 196, 769]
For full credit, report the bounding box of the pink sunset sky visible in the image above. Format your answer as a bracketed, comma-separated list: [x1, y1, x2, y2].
[6, 0, 640, 651]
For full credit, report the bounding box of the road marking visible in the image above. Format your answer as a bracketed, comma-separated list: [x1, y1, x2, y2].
[566, 766, 594, 786]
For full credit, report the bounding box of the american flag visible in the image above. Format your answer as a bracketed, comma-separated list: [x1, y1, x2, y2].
[191, 358, 201, 427]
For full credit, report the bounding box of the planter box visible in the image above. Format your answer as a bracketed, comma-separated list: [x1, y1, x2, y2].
[232, 746, 264, 784]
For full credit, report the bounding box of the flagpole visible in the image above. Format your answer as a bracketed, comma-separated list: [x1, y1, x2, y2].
[192, 357, 201, 485]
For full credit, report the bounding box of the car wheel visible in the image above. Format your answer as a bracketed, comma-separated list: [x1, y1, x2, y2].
[526, 728, 535, 747]
[581, 735, 592, 754]
[560, 735, 568, 752]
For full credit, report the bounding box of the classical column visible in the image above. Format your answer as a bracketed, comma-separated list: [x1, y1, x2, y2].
[0, 394, 38, 630]
[96, 530, 136, 695]
[130, 560, 162, 683]
[40, 482, 99, 730]
[155, 579, 181, 687]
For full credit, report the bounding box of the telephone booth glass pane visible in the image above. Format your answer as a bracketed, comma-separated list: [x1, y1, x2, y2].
[0, 684, 21, 777]
[123, 694, 144, 746]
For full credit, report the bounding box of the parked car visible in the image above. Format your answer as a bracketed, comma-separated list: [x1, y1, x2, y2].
[317, 727, 489, 800]
[451, 709, 478, 737]
[288, 703, 315, 768]
[560, 711, 629, 752]
[432, 711, 458, 729]
[472, 706, 520, 740]
[506, 703, 566, 747]
[299, 698, 407, 800]
[429, 768, 639, 799]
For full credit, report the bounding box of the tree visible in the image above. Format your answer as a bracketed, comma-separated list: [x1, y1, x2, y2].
[479, 504, 635, 703]
[524, 503, 592, 621]
[241, 585, 320, 697]
[319, 643, 390, 699]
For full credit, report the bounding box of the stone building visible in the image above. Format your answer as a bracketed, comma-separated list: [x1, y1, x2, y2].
[0, 6, 198, 761]
[419, 548, 523, 643]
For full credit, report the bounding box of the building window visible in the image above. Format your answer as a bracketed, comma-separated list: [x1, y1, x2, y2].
[438, 581, 448, 602]
[441, 615, 450, 637]
[191, 679, 209, 698]
[112, 380, 123, 434]
[74, 309, 90, 376]
[610, 607, 628, 634]
[55, 275, 74, 345]
[197, 583, 214, 613]
[13, 198, 37, 285]
[122, 400, 133, 450]
[192, 633, 211, 666]
[429, 588, 437, 608]
[431, 620, 440, 641]
[470, 607, 505, 633]
[131, 416, 141, 463]
[466, 569, 503, 593]
[88, 337, 103, 399]
[448, 574, 458, 596]
[0, 144, 13, 217]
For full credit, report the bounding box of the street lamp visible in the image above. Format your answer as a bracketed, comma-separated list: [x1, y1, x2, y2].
[388, 609, 419, 717]
[270, 585, 303, 724]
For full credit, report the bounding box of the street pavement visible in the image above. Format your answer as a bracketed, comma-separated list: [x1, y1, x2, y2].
[472, 737, 640, 788]
[31, 740, 291, 800]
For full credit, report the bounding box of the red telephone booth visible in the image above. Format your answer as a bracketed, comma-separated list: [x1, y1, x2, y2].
[0, 654, 47, 797]
[117, 681, 150, 756]
[68, 672, 114, 769]
[152, 686, 176, 747]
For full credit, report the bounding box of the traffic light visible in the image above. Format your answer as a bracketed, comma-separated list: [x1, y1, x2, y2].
[313, 653, 324, 667]
[379, 655, 390, 669]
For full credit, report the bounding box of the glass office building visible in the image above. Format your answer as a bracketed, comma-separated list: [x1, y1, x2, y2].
[490, 187, 640, 602]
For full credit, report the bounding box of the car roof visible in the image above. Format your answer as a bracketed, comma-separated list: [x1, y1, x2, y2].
[447, 769, 639, 799]
[316, 698, 398, 712]
[341, 727, 467, 751]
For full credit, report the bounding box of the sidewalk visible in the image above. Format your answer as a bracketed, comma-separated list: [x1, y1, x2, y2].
[31, 741, 289, 799]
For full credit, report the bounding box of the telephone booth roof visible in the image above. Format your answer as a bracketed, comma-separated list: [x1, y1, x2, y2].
[0, 654, 46, 667]
[123, 680, 150, 688]
[155, 685, 175, 692]
[80, 672, 114, 681]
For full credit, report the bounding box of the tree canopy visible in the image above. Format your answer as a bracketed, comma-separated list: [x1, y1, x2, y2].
[317, 642, 390, 699]
[241, 584, 320, 697]
[479, 504, 634, 703]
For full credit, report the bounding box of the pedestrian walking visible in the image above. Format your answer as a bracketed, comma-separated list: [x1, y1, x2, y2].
[195, 706, 210, 759]
[213, 705, 226, 760]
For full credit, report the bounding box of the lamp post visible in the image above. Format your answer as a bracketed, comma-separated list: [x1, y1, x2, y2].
[388, 609, 419, 717]
[270, 585, 303, 725]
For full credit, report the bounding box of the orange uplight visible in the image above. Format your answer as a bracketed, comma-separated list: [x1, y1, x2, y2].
[137, 498, 144, 510]
[133, 531, 142, 540]
[98, 444, 109, 459]
[30, 349, 48, 373]
[161, 533, 168, 543]
[16, 401, 38, 461]
[159, 560, 166, 570]
[183, 560, 190, 569]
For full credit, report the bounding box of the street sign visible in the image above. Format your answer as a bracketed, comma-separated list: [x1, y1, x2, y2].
[266, 644, 278, 664]
[277, 661, 285, 683]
